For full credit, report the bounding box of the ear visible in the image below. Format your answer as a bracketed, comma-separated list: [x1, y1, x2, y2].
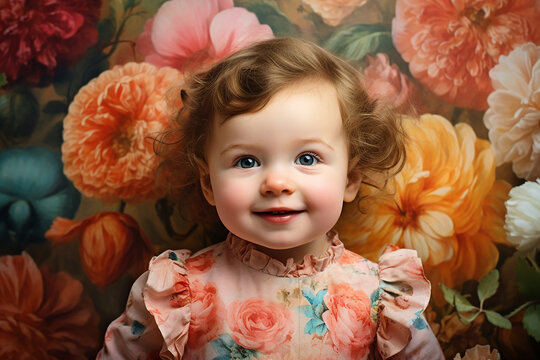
[197, 158, 215, 206]
[344, 168, 362, 203]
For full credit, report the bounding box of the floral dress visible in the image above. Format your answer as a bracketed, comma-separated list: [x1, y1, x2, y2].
[98, 231, 444, 360]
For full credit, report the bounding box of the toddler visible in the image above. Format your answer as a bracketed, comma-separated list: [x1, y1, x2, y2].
[98, 37, 444, 360]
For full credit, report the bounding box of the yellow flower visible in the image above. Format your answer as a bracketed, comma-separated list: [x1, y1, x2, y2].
[337, 114, 510, 302]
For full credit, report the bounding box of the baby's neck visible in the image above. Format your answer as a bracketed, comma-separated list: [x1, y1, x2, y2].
[253, 235, 330, 265]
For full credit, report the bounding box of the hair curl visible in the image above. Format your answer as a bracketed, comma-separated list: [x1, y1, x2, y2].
[155, 37, 406, 224]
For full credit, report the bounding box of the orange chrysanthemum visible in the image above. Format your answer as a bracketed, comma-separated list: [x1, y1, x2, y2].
[0, 252, 100, 359]
[62, 62, 183, 202]
[336, 114, 510, 303]
[392, 0, 540, 110]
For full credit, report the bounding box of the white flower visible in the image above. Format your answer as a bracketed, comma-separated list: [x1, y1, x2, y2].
[483, 42, 540, 181]
[504, 179, 540, 252]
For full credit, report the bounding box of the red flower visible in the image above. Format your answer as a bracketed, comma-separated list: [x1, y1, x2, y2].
[0, 0, 101, 84]
[45, 211, 154, 287]
[0, 253, 100, 359]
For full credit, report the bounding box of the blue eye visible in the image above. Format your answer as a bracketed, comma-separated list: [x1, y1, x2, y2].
[296, 153, 318, 166]
[235, 157, 259, 168]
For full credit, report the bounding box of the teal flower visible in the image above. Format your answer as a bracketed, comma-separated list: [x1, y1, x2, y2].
[300, 288, 329, 336]
[0, 147, 80, 252]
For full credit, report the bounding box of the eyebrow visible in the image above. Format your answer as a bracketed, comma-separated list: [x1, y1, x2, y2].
[220, 138, 334, 156]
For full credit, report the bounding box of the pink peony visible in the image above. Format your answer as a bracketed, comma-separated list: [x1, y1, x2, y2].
[363, 53, 422, 114]
[322, 283, 375, 360]
[137, 0, 273, 71]
[186, 250, 215, 274]
[0, 0, 101, 84]
[187, 280, 224, 349]
[392, 0, 540, 110]
[483, 42, 540, 180]
[227, 298, 293, 354]
[302, 0, 368, 26]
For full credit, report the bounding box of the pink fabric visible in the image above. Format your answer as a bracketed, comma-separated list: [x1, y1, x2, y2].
[98, 233, 444, 359]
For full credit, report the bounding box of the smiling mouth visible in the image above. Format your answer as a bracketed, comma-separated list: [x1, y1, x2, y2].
[253, 209, 304, 224]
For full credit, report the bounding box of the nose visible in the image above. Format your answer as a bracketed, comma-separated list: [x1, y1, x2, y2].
[260, 169, 296, 196]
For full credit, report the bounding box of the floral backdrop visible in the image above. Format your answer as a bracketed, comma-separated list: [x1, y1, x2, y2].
[1, 0, 539, 359]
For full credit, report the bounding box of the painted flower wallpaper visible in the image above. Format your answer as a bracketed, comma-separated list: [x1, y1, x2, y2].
[0, 0, 539, 358]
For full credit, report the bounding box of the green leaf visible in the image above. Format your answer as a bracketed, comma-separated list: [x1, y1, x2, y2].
[0, 73, 6, 87]
[484, 310, 512, 329]
[243, 3, 300, 37]
[42, 100, 68, 115]
[523, 304, 540, 341]
[477, 269, 499, 303]
[516, 256, 540, 299]
[325, 23, 394, 62]
[439, 283, 477, 313]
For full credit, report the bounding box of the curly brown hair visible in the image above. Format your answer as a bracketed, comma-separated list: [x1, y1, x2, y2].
[155, 37, 405, 224]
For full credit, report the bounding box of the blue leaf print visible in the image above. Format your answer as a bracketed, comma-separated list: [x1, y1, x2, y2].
[211, 334, 259, 359]
[301, 288, 329, 336]
[131, 320, 145, 335]
[413, 310, 428, 330]
[168, 251, 178, 261]
[370, 287, 382, 306]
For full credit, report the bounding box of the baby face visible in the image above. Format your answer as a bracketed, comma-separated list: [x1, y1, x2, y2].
[201, 80, 360, 253]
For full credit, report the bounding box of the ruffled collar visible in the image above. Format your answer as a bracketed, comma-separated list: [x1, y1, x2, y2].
[226, 231, 345, 277]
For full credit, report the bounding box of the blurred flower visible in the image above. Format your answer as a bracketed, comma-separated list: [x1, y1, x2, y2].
[0, 89, 39, 140]
[362, 53, 422, 114]
[0, 252, 100, 359]
[392, 0, 540, 110]
[437, 313, 488, 359]
[45, 211, 154, 287]
[62, 62, 182, 203]
[302, 0, 367, 26]
[504, 179, 540, 252]
[453, 345, 501, 360]
[483, 42, 540, 180]
[137, 0, 273, 71]
[0, 0, 101, 84]
[0, 147, 80, 250]
[337, 114, 510, 302]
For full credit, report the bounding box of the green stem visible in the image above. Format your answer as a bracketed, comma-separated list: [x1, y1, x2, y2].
[527, 253, 540, 272]
[505, 300, 539, 319]
[451, 107, 462, 124]
[118, 200, 126, 213]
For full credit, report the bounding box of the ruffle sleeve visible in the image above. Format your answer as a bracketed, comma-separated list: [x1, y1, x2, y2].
[143, 249, 192, 359]
[376, 248, 444, 360]
[97, 249, 191, 360]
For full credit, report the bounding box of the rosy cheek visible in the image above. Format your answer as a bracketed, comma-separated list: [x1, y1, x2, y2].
[214, 180, 251, 213]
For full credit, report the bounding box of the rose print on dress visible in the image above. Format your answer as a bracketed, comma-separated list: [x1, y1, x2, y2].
[322, 283, 376, 360]
[226, 298, 293, 354]
[187, 279, 225, 349]
[186, 250, 216, 274]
